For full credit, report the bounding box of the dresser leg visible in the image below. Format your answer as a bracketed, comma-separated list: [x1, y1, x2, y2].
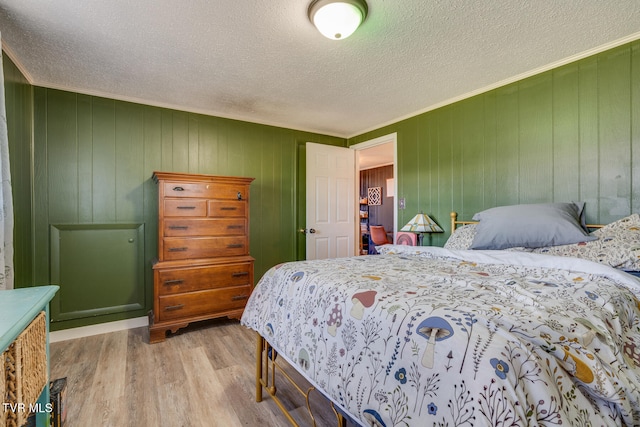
[149, 326, 167, 343]
[149, 321, 191, 343]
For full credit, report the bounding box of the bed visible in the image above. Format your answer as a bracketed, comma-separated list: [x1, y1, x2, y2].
[241, 203, 640, 426]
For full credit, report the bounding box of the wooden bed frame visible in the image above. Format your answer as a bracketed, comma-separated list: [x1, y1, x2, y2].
[449, 211, 477, 232]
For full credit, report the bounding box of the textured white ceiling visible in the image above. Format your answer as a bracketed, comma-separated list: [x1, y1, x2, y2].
[1, 1, 639, 138]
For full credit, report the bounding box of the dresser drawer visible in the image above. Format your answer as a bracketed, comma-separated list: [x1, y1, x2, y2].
[164, 181, 249, 200]
[156, 262, 253, 295]
[163, 236, 248, 260]
[208, 200, 247, 217]
[164, 199, 207, 217]
[164, 218, 246, 237]
[157, 285, 252, 321]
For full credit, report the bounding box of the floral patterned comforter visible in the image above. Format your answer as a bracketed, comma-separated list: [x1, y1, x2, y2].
[241, 246, 640, 426]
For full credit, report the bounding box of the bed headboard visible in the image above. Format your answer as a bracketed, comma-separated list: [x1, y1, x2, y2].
[449, 211, 604, 234]
[449, 212, 477, 233]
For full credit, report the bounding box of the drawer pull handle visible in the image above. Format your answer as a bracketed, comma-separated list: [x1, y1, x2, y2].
[227, 225, 243, 229]
[221, 207, 237, 211]
[232, 271, 249, 277]
[163, 279, 184, 285]
[168, 247, 188, 252]
[231, 295, 248, 301]
[227, 244, 243, 249]
[237, 192, 243, 200]
[177, 206, 196, 210]
[165, 304, 184, 311]
[173, 186, 185, 191]
[169, 225, 189, 230]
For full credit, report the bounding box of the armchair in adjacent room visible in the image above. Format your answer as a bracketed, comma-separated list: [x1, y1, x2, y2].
[368, 225, 391, 254]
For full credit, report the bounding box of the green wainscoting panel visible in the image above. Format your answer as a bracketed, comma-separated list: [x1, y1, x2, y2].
[633, 42, 640, 210]
[49, 224, 145, 323]
[598, 47, 632, 223]
[296, 142, 306, 261]
[4, 55, 33, 288]
[517, 73, 553, 203]
[494, 84, 520, 207]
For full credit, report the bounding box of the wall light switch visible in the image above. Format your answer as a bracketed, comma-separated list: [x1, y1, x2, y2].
[399, 198, 406, 209]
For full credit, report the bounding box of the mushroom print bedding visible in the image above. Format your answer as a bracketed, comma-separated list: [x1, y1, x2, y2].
[240, 246, 640, 426]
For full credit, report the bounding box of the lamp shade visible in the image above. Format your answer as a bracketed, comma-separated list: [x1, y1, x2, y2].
[401, 213, 443, 233]
[308, 0, 368, 40]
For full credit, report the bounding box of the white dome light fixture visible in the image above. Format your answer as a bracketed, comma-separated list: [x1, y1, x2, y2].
[308, 0, 368, 40]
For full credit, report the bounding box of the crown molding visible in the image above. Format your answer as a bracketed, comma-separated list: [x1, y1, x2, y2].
[1, 40, 35, 83]
[348, 31, 640, 139]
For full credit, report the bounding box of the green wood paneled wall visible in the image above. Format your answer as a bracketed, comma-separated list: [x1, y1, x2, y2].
[11, 82, 344, 329]
[4, 55, 33, 289]
[349, 41, 640, 246]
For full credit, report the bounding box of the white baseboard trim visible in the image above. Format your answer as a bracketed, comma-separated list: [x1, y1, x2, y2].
[50, 316, 149, 343]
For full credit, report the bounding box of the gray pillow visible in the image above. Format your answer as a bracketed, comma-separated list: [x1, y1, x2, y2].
[470, 202, 596, 250]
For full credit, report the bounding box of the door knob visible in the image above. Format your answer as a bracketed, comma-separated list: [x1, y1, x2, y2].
[298, 228, 317, 234]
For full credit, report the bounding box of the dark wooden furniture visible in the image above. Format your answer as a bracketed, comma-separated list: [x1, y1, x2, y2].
[149, 172, 254, 343]
[359, 198, 369, 254]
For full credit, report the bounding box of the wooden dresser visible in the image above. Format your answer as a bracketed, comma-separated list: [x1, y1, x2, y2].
[150, 172, 255, 343]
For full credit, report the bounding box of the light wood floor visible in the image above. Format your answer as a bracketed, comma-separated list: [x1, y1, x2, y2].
[50, 319, 355, 427]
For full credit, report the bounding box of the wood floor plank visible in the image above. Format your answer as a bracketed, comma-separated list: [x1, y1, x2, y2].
[181, 346, 243, 427]
[216, 363, 293, 426]
[50, 333, 105, 424]
[156, 379, 197, 427]
[123, 327, 161, 426]
[90, 330, 128, 399]
[74, 331, 129, 426]
[150, 338, 188, 386]
[49, 320, 357, 427]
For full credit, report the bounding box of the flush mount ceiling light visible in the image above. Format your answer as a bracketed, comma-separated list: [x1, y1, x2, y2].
[308, 0, 368, 40]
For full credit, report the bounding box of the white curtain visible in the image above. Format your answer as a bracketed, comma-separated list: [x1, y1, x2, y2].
[0, 33, 14, 290]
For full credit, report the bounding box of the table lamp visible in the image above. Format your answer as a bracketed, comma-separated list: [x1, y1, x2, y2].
[400, 213, 443, 245]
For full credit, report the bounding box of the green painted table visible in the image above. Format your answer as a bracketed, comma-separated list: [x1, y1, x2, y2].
[1, 285, 59, 426]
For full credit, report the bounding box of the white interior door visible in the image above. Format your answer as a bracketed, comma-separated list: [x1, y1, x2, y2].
[305, 142, 356, 260]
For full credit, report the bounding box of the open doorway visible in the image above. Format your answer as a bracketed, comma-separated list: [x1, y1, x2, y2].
[351, 133, 397, 255]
